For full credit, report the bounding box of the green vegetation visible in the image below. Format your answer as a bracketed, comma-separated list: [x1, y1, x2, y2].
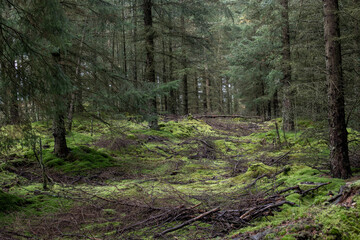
[43, 146, 114, 174]
[0, 190, 26, 212]
[0, 117, 360, 239]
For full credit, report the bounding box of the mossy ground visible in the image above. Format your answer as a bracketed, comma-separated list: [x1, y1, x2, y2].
[0, 116, 360, 239]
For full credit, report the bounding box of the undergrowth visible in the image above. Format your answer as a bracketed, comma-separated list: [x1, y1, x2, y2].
[0, 116, 359, 239]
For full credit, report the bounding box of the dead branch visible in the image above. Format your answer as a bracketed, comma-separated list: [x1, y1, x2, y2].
[156, 207, 220, 237]
[300, 182, 331, 196]
[245, 174, 269, 189]
[243, 201, 296, 221]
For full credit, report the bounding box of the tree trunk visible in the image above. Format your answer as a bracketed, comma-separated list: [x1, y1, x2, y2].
[9, 77, 20, 125]
[226, 78, 231, 115]
[122, 0, 128, 76]
[162, 37, 168, 112]
[204, 71, 211, 113]
[273, 89, 279, 118]
[53, 111, 69, 158]
[181, 13, 189, 115]
[323, 0, 351, 179]
[143, 0, 158, 128]
[281, 0, 295, 131]
[194, 73, 199, 113]
[168, 14, 177, 114]
[133, 0, 138, 85]
[52, 51, 69, 158]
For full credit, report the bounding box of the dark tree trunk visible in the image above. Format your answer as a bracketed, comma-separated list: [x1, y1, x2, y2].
[133, 0, 138, 85]
[53, 111, 69, 158]
[323, 0, 351, 179]
[52, 51, 69, 158]
[226, 78, 231, 115]
[162, 38, 168, 112]
[67, 93, 75, 132]
[281, 0, 295, 131]
[183, 74, 189, 114]
[122, 0, 128, 76]
[168, 14, 177, 114]
[143, 0, 158, 128]
[204, 71, 211, 113]
[181, 14, 189, 115]
[10, 80, 20, 125]
[273, 89, 279, 118]
[194, 73, 199, 113]
[266, 100, 272, 121]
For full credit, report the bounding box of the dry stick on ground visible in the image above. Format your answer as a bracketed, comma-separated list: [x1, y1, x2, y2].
[156, 207, 220, 237]
[118, 204, 202, 235]
[270, 151, 291, 165]
[245, 167, 289, 190]
[245, 174, 269, 189]
[241, 201, 296, 221]
[300, 182, 331, 196]
[276, 182, 331, 197]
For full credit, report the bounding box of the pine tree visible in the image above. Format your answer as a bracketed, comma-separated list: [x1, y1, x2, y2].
[323, 0, 351, 178]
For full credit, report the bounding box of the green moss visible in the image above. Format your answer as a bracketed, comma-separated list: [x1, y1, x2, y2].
[43, 146, 114, 174]
[157, 119, 214, 138]
[231, 162, 277, 184]
[316, 203, 360, 239]
[2, 117, 360, 239]
[0, 190, 27, 212]
[281, 235, 296, 240]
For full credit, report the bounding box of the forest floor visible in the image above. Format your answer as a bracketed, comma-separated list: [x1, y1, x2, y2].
[1, 116, 360, 239]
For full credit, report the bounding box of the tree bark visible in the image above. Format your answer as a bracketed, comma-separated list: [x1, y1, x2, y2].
[53, 111, 69, 158]
[281, 0, 295, 131]
[132, 0, 138, 85]
[9, 74, 20, 125]
[205, 72, 211, 113]
[273, 89, 279, 118]
[168, 14, 177, 114]
[143, 0, 158, 128]
[52, 52, 69, 158]
[122, 0, 128, 76]
[181, 13, 189, 115]
[194, 73, 199, 113]
[323, 0, 351, 178]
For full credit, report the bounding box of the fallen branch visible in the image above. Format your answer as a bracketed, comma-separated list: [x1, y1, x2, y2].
[156, 207, 220, 237]
[301, 182, 331, 197]
[245, 201, 296, 221]
[270, 151, 291, 165]
[245, 174, 269, 189]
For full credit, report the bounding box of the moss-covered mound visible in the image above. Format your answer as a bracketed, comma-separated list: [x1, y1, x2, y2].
[0, 190, 26, 212]
[43, 146, 114, 174]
